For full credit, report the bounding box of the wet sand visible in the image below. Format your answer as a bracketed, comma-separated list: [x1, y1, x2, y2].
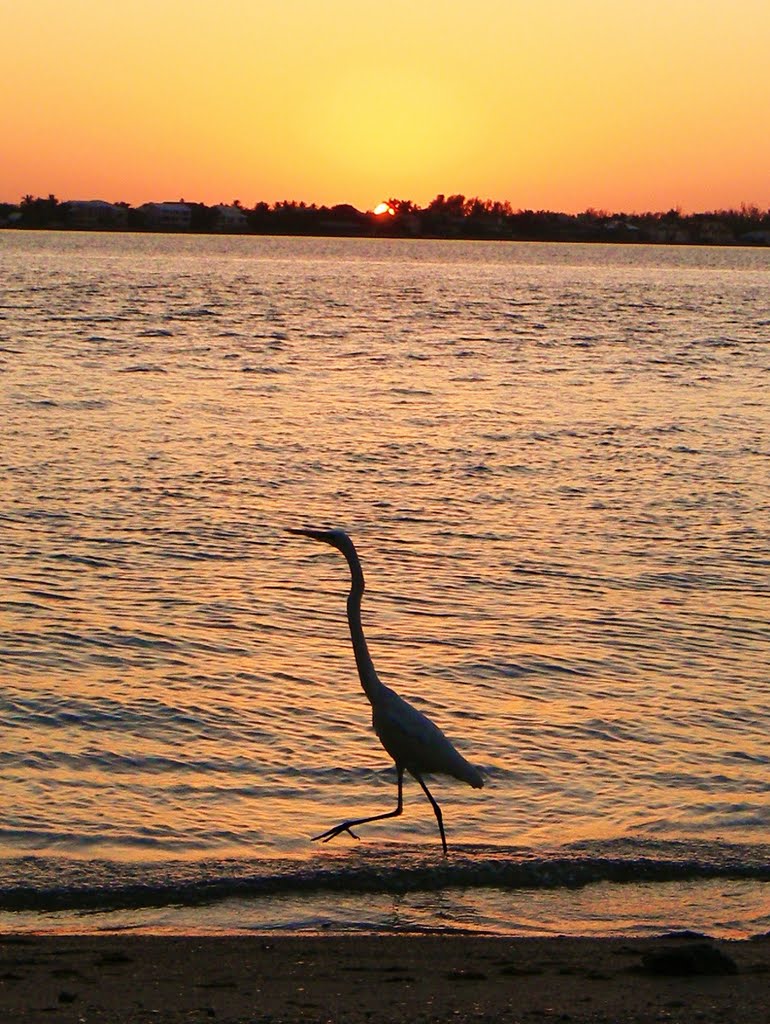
[1, 933, 768, 1023]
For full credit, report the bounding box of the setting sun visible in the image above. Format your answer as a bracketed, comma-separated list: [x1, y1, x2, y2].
[373, 203, 395, 216]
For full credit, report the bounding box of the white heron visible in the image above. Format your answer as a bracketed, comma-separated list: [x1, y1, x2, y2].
[288, 527, 484, 854]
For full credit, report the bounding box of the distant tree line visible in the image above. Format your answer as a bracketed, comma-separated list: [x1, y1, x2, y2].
[2, 193, 770, 245]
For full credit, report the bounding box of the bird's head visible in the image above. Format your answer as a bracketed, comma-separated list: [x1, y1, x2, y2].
[287, 526, 352, 552]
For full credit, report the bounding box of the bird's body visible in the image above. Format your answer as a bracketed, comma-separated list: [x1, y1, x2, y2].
[372, 683, 483, 787]
[288, 526, 483, 854]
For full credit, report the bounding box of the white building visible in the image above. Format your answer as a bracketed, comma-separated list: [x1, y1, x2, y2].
[66, 200, 127, 229]
[212, 204, 249, 232]
[138, 202, 192, 230]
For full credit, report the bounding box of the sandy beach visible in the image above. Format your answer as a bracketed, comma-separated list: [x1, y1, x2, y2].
[1, 933, 768, 1024]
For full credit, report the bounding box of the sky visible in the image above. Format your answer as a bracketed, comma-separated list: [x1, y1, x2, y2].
[2, 0, 769, 213]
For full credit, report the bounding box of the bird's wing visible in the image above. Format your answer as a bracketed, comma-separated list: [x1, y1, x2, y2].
[373, 688, 482, 786]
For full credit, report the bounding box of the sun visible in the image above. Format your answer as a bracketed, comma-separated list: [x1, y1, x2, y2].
[373, 202, 395, 216]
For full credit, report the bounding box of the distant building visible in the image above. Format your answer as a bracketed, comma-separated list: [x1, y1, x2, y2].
[319, 203, 367, 235]
[646, 222, 690, 245]
[693, 219, 734, 245]
[740, 229, 770, 245]
[212, 204, 248, 232]
[66, 200, 128, 230]
[138, 202, 192, 231]
[604, 219, 641, 240]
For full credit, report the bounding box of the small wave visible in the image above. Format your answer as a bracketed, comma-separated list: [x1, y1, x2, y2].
[118, 364, 168, 374]
[174, 307, 219, 318]
[1, 840, 767, 913]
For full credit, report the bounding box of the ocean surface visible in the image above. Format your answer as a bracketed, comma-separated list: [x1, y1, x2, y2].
[1, 231, 768, 938]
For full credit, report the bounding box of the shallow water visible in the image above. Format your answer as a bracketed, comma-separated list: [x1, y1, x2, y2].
[1, 232, 768, 934]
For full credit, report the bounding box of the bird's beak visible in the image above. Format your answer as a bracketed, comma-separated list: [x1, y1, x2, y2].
[287, 526, 331, 543]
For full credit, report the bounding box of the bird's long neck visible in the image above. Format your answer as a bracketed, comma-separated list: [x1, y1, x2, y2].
[340, 538, 385, 706]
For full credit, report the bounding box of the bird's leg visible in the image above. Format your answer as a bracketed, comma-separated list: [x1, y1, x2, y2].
[413, 772, 448, 856]
[312, 766, 404, 844]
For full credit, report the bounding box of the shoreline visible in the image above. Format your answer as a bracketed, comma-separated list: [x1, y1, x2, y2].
[1, 933, 768, 1023]
[3, 225, 770, 248]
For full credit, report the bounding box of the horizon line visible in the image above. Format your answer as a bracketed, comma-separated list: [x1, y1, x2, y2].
[5, 194, 770, 219]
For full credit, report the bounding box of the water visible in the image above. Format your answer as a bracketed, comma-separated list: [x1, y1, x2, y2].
[1, 231, 768, 937]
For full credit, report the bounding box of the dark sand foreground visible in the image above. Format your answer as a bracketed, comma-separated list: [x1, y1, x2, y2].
[1, 933, 768, 1024]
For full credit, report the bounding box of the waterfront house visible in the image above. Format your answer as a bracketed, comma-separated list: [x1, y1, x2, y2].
[138, 202, 192, 230]
[212, 204, 249, 232]
[66, 200, 128, 229]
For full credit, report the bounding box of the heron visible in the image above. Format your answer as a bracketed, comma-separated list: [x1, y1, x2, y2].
[288, 527, 483, 855]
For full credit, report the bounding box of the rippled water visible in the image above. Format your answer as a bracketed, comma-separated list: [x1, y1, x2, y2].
[1, 232, 768, 934]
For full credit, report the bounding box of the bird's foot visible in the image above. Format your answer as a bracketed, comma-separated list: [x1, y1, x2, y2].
[312, 822, 361, 843]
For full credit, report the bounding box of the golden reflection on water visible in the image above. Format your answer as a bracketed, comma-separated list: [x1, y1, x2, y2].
[1, 233, 768, 862]
[3, 880, 767, 938]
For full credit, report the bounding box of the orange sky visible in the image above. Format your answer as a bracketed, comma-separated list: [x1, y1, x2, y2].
[3, 0, 769, 213]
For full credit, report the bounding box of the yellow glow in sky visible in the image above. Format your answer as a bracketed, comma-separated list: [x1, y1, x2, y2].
[2, 0, 769, 212]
